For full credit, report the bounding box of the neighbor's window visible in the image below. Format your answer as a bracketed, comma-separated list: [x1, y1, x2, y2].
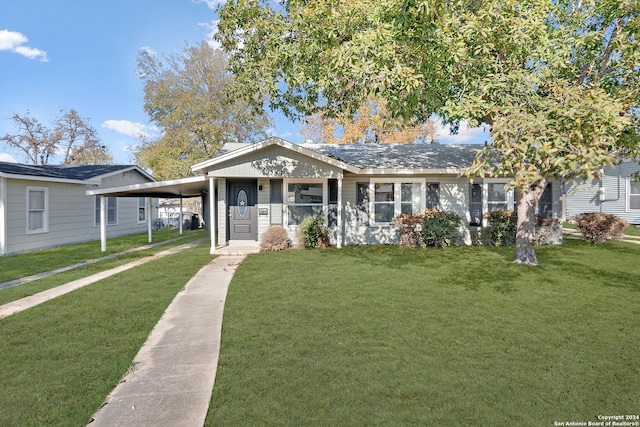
[138, 197, 147, 222]
[95, 196, 118, 226]
[287, 182, 323, 225]
[27, 187, 48, 234]
[538, 183, 553, 216]
[629, 180, 640, 210]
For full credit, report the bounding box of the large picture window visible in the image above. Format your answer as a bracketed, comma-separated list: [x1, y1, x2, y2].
[287, 182, 324, 225]
[371, 180, 423, 224]
[629, 180, 640, 210]
[27, 187, 48, 234]
[487, 183, 508, 211]
[95, 196, 118, 226]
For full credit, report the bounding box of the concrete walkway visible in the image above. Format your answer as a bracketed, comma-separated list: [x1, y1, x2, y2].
[87, 255, 246, 427]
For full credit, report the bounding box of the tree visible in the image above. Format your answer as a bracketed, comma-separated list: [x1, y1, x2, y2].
[135, 41, 272, 179]
[55, 108, 112, 165]
[1, 111, 58, 165]
[302, 97, 435, 144]
[217, 0, 640, 265]
[1, 108, 111, 165]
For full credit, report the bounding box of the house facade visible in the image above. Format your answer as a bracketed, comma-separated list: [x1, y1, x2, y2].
[195, 138, 563, 249]
[0, 162, 157, 255]
[564, 160, 640, 224]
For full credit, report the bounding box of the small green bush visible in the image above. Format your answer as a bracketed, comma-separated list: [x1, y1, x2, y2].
[575, 212, 628, 243]
[481, 210, 517, 246]
[419, 209, 463, 247]
[299, 215, 330, 248]
[260, 226, 291, 251]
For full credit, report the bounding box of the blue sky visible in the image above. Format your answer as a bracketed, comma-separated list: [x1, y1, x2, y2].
[0, 0, 490, 165]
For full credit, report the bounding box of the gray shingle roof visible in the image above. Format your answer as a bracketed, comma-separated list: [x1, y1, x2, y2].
[301, 143, 484, 170]
[0, 162, 140, 181]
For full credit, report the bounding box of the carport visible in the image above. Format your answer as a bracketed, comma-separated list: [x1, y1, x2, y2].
[86, 175, 218, 253]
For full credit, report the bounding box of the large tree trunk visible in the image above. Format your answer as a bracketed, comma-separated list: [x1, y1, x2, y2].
[514, 178, 547, 265]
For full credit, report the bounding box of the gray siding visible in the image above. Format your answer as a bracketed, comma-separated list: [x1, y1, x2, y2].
[207, 145, 343, 178]
[3, 170, 156, 255]
[565, 162, 640, 224]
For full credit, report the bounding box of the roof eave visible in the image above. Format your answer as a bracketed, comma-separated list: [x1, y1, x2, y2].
[0, 172, 98, 185]
[358, 168, 467, 176]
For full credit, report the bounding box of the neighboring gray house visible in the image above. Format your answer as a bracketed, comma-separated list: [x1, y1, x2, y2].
[564, 160, 640, 224]
[0, 162, 157, 255]
[88, 138, 563, 252]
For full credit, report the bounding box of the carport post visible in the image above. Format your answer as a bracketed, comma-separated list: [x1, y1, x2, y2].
[147, 196, 152, 243]
[100, 196, 107, 252]
[209, 176, 216, 253]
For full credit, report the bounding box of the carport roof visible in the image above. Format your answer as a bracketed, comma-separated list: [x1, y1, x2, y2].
[86, 175, 208, 198]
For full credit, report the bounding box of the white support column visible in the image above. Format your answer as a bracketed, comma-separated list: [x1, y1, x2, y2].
[209, 176, 216, 253]
[147, 197, 152, 243]
[0, 177, 7, 255]
[179, 198, 184, 235]
[337, 177, 343, 248]
[100, 196, 107, 252]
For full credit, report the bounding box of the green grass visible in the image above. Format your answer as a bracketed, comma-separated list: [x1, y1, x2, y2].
[206, 240, 640, 426]
[0, 243, 213, 426]
[0, 229, 206, 283]
[0, 230, 207, 306]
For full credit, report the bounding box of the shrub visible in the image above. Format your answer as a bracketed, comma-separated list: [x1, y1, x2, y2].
[481, 210, 517, 246]
[575, 212, 627, 243]
[534, 215, 563, 245]
[419, 209, 463, 247]
[299, 215, 330, 248]
[260, 226, 290, 251]
[390, 214, 423, 247]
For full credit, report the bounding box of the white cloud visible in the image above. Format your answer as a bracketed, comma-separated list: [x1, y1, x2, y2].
[198, 20, 221, 49]
[0, 152, 18, 163]
[0, 29, 48, 61]
[433, 118, 491, 145]
[192, 0, 226, 9]
[138, 46, 156, 57]
[102, 120, 155, 139]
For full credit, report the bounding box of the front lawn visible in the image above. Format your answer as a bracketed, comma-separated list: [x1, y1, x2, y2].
[0, 243, 213, 426]
[207, 239, 639, 426]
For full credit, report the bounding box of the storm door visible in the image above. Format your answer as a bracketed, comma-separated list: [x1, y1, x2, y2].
[228, 180, 257, 240]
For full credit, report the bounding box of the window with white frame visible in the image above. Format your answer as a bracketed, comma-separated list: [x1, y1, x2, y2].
[95, 196, 118, 226]
[138, 197, 147, 222]
[371, 180, 423, 224]
[629, 180, 640, 210]
[286, 182, 324, 225]
[27, 187, 48, 234]
[487, 182, 509, 211]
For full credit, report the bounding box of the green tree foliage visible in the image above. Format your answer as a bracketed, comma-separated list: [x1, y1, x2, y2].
[1, 109, 112, 165]
[135, 41, 272, 179]
[217, 0, 640, 265]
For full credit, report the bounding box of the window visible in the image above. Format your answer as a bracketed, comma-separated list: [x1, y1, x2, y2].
[356, 182, 370, 225]
[629, 180, 640, 210]
[371, 180, 423, 224]
[487, 183, 508, 211]
[27, 187, 48, 234]
[426, 183, 440, 209]
[287, 182, 324, 225]
[470, 183, 482, 226]
[95, 196, 118, 226]
[374, 183, 395, 223]
[538, 183, 553, 216]
[138, 197, 147, 222]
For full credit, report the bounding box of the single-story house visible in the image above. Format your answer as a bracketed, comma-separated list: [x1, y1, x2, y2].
[87, 137, 563, 253]
[564, 160, 640, 224]
[0, 162, 157, 255]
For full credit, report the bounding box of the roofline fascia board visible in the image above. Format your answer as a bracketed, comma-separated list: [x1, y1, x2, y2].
[92, 166, 156, 182]
[357, 168, 467, 176]
[0, 172, 98, 185]
[86, 175, 207, 196]
[193, 138, 360, 175]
